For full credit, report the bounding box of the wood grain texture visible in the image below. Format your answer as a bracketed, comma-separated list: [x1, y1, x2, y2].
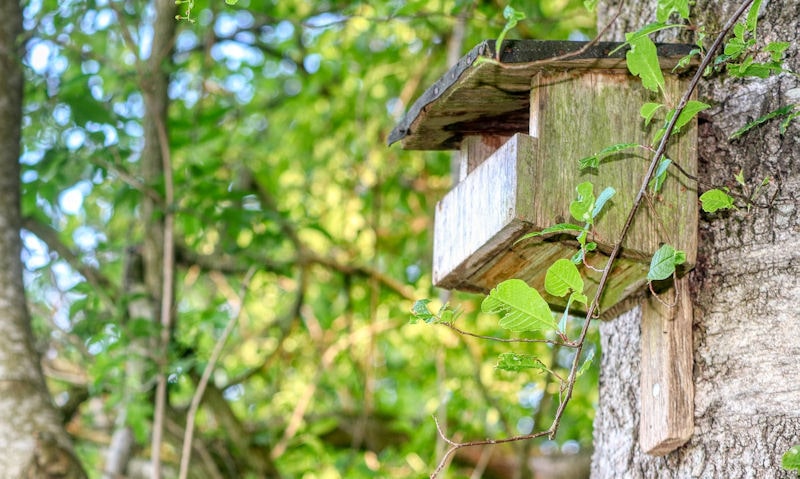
[639, 277, 694, 455]
[432, 70, 698, 317]
[389, 40, 696, 149]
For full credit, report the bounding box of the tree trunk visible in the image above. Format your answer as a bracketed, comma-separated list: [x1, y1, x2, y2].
[591, 1, 800, 477]
[0, 2, 86, 477]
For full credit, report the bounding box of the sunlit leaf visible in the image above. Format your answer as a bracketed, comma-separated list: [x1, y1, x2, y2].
[482, 279, 556, 332]
[647, 244, 686, 281]
[569, 182, 595, 223]
[700, 189, 736, 212]
[625, 33, 665, 93]
[496, 352, 549, 373]
[545, 259, 584, 298]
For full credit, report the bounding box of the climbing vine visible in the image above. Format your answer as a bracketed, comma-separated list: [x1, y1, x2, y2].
[411, 0, 796, 476]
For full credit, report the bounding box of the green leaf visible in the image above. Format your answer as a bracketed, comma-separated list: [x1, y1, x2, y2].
[569, 182, 594, 223]
[640, 102, 664, 126]
[577, 349, 595, 377]
[765, 41, 790, 62]
[734, 169, 746, 187]
[482, 279, 556, 332]
[495, 353, 548, 373]
[495, 6, 526, 60]
[656, 0, 690, 22]
[517, 223, 585, 243]
[649, 157, 672, 193]
[225, 0, 238, 4]
[545, 259, 584, 298]
[592, 186, 616, 219]
[700, 189, 735, 213]
[745, 0, 763, 33]
[782, 444, 800, 472]
[626, 33, 665, 93]
[609, 22, 675, 55]
[780, 109, 800, 134]
[674, 100, 710, 132]
[579, 143, 640, 170]
[647, 244, 686, 281]
[583, 0, 598, 11]
[730, 104, 795, 139]
[410, 299, 435, 324]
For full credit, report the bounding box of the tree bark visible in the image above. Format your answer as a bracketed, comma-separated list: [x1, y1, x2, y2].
[592, 1, 800, 477]
[0, 1, 86, 477]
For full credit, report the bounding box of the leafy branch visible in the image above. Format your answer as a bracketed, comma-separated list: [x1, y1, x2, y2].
[424, 1, 758, 476]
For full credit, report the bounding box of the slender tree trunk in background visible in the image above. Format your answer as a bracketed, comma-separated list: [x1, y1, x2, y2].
[0, 2, 87, 477]
[592, 1, 800, 477]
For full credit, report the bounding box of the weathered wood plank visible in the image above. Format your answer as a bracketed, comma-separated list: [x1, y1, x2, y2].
[388, 40, 696, 150]
[459, 135, 511, 182]
[639, 277, 694, 455]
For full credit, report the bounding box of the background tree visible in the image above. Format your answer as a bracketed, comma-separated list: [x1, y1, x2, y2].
[18, 0, 599, 478]
[592, 1, 800, 477]
[0, 0, 85, 477]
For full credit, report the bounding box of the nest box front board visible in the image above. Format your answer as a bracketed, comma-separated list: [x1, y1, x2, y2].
[389, 40, 699, 318]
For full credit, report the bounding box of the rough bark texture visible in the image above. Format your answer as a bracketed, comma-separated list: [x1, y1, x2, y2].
[0, 1, 86, 477]
[591, 1, 800, 477]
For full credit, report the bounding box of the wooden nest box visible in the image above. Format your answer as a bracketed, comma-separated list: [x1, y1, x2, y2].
[389, 40, 698, 318]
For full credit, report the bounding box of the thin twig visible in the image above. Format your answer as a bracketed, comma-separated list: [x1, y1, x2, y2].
[442, 322, 572, 346]
[178, 268, 257, 479]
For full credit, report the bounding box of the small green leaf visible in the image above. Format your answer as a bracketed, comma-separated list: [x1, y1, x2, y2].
[782, 444, 800, 472]
[496, 353, 549, 373]
[482, 279, 556, 332]
[647, 244, 686, 281]
[730, 104, 796, 139]
[570, 182, 595, 223]
[649, 157, 672, 193]
[674, 100, 710, 132]
[626, 34, 665, 94]
[410, 299, 433, 323]
[640, 102, 664, 126]
[780, 109, 800, 134]
[579, 143, 640, 170]
[572, 292, 588, 305]
[517, 223, 585, 243]
[495, 6, 526, 60]
[583, 0, 598, 11]
[545, 259, 584, 298]
[592, 186, 616, 219]
[225, 0, 238, 4]
[745, 0, 763, 33]
[577, 349, 595, 377]
[734, 169, 746, 187]
[656, 0, 690, 22]
[765, 41, 790, 62]
[700, 189, 736, 213]
[609, 22, 675, 55]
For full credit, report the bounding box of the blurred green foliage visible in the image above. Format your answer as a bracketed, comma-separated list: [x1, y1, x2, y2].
[20, 0, 598, 476]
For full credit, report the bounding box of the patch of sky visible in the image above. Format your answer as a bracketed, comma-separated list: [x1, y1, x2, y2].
[224, 73, 254, 103]
[124, 120, 144, 138]
[73, 226, 102, 252]
[517, 416, 534, 435]
[64, 128, 86, 150]
[21, 232, 51, 270]
[175, 30, 199, 53]
[89, 76, 105, 101]
[59, 180, 93, 215]
[27, 40, 55, 74]
[303, 53, 321, 74]
[81, 59, 100, 75]
[211, 41, 264, 70]
[53, 104, 71, 126]
[518, 382, 544, 409]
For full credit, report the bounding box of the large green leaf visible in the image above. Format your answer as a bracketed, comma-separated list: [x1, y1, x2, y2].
[626, 34, 665, 94]
[647, 244, 686, 281]
[569, 182, 595, 223]
[482, 279, 556, 332]
[782, 445, 800, 472]
[495, 352, 549, 373]
[700, 189, 735, 212]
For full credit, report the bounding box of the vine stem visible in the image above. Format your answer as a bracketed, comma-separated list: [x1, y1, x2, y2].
[430, 0, 756, 476]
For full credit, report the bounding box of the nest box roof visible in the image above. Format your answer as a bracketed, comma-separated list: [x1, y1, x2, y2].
[388, 40, 695, 151]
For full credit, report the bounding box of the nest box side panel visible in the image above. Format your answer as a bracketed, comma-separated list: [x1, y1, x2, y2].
[433, 134, 540, 291]
[531, 71, 698, 266]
